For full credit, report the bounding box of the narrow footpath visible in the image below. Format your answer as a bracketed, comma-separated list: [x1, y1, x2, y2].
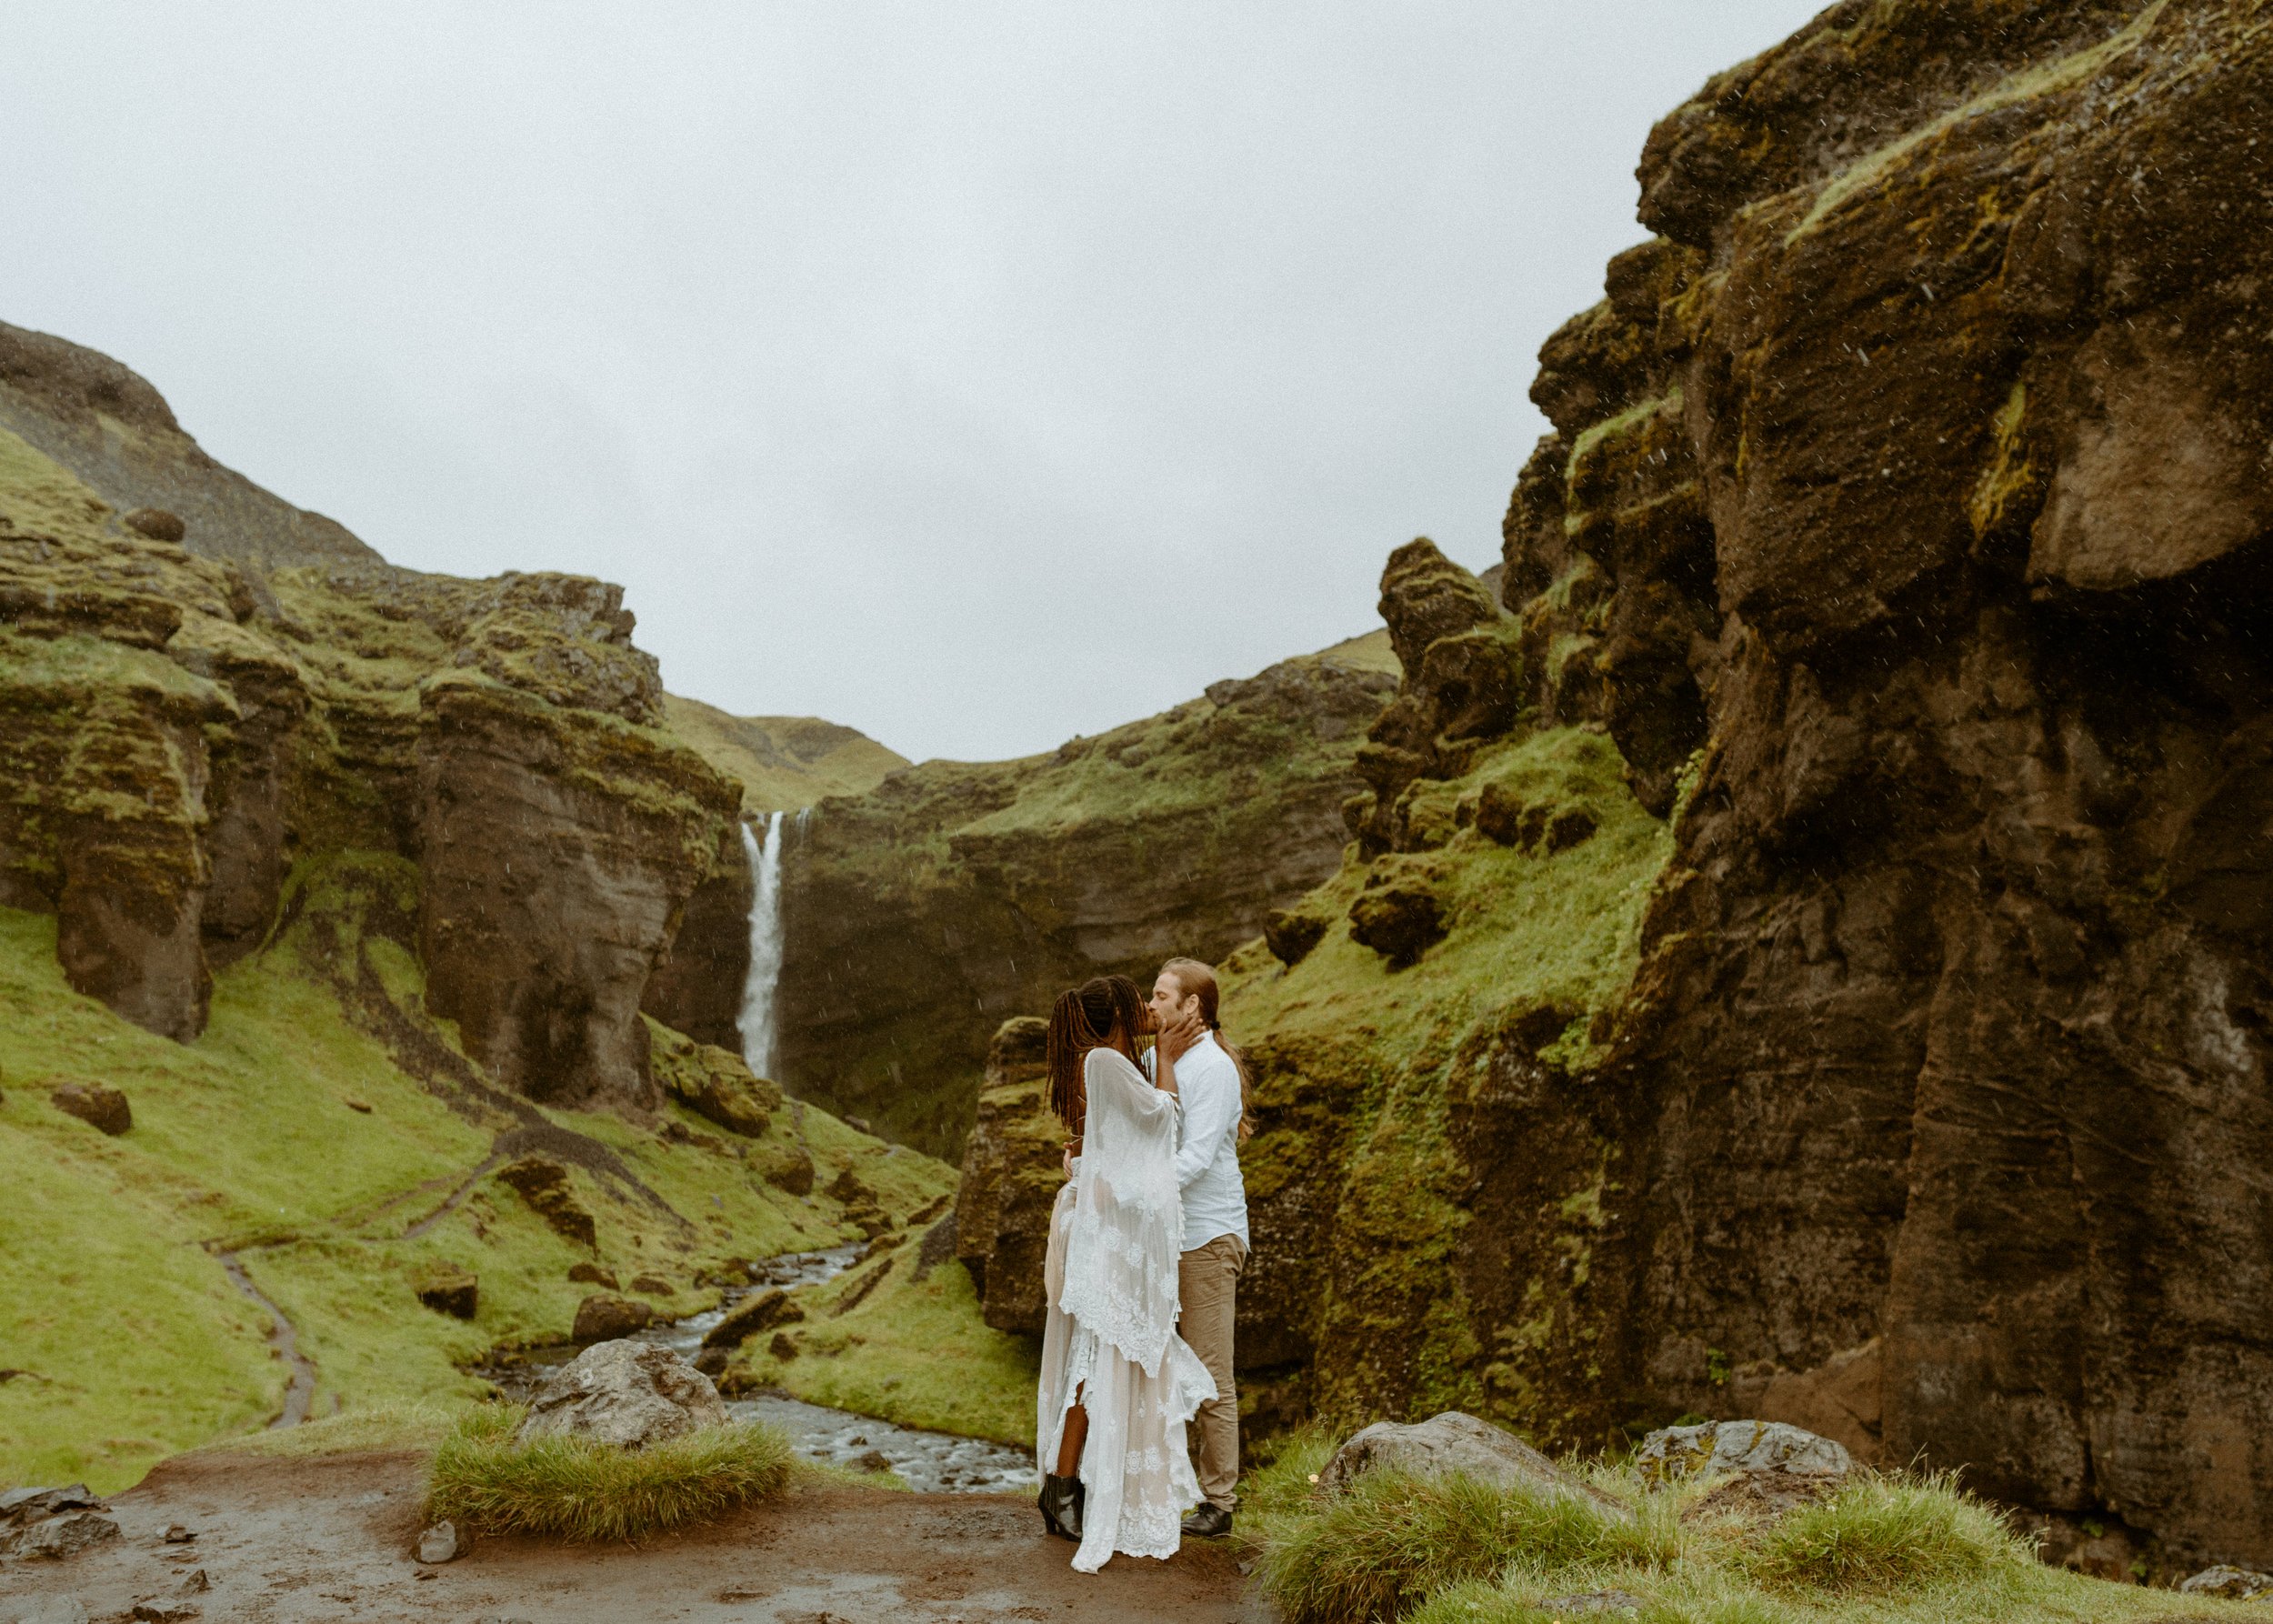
[0, 1451, 1265, 1623]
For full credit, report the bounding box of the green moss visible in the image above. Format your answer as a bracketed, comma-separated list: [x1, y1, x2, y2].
[1220, 727, 1673, 1433]
[1968, 381, 2041, 544]
[0, 426, 115, 544]
[1785, 2, 2170, 243]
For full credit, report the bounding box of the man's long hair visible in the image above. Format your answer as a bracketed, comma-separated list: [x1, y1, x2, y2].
[1045, 973, 1147, 1133]
[1159, 956, 1251, 1146]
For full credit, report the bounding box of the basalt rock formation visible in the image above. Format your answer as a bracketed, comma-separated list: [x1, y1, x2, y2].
[776, 633, 1400, 1155]
[1199, 0, 2273, 1578]
[914, 0, 2273, 1578]
[0, 324, 750, 1111]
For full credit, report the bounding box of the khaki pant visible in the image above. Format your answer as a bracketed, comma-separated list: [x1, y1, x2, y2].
[1177, 1232, 1247, 1511]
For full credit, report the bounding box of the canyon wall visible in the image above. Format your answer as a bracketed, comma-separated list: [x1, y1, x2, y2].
[0, 326, 749, 1111]
[775, 634, 1400, 1155]
[956, 0, 2273, 1575]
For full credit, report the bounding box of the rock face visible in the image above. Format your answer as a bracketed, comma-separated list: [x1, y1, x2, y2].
[952, 1017, 1064, 1334]
[1475, 0, 2273, 1573]
[1318, 1411, 1631, 1524]
[779, 637, 1399, 1154]
[0, 324, 759, 1113]
[515, 1339, 728, 1449]
[1158, 0, 2273, 1576]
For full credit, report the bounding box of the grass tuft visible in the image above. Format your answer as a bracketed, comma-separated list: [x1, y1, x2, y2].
[1258, 1468, 1666, 1624]
[424, 1404, 793, 1542]
[1745, 1470, 2028, 1594]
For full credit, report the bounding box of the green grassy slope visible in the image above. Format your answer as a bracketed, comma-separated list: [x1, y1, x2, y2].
[661, 694, 907, 814]
[1217, 725, 1676, 1431]
[0, 854, 958, 1493]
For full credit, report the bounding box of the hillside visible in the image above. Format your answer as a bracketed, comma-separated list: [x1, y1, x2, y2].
[0, 324, 967, 1491]
[662, 694, 906, 815]
[775, 627, 1401, 1154]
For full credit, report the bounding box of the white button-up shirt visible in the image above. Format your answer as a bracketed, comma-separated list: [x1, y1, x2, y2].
[1152, 1033, 1250, 1253]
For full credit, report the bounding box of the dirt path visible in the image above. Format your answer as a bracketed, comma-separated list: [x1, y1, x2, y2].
[0, 1451, 1267, 1622]
[212, 1254, 316, 1429]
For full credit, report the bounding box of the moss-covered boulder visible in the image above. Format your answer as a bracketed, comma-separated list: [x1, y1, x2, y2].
[952, 1016, 1063, 1334]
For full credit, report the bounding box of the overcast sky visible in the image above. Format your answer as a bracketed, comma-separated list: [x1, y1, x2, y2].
[7, 3, 1822, 764]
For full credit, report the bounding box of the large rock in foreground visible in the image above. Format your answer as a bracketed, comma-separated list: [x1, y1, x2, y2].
[515, 1340, 728, 1449]
[1319, 1411, 1632, 1524]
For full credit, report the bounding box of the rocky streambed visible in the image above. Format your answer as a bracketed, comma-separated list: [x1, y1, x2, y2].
[476, 1246, 1035, 1495]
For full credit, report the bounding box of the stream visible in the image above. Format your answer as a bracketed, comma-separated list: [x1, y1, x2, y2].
[477, 1245, 1036, 1495]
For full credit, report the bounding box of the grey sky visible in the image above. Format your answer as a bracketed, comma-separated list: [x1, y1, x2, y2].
[6, 3, 1821, 764]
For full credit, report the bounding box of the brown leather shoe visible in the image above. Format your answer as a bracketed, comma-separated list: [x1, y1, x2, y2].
[1181, 1502, 1233, 1539]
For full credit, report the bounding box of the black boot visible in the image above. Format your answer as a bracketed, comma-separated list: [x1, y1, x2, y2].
[1181, 1501, 1233, 1539]
[1038, 1474, 1086, 1541]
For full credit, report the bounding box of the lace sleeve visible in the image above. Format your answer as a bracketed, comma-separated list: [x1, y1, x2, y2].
[1057, 1048, 1187, 1376]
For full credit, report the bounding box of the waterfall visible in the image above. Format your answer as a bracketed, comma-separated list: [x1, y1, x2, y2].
[736, 810, 787, 1079]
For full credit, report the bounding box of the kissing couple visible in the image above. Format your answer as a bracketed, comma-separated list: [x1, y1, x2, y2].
[1031, 957, 1252, 1574]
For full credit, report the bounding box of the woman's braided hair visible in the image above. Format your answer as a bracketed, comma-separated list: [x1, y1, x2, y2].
[1046, 973, 1147, 1133]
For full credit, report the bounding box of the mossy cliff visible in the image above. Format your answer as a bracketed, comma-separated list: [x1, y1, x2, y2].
[956, 1, 2273, 1577]
[775, 630, 1399, 1155]
[1479, 0, 2273, 1578]
[0, 323, 767, 1108]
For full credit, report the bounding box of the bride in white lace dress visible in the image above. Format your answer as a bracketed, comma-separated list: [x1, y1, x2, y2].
[1034, 974, 1217, 1572]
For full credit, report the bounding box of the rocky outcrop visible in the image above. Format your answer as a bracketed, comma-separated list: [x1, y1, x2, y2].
[1470, 0, 2273, 1573]
[952, 1017, 1062, 1333]
[0, 320, 378, 572]
[1161, 0, 2273, 1575]
[780, 638, 1399, 1153]
[0, 330, 748, 1106]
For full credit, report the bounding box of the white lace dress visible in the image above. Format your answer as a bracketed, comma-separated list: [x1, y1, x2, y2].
[1036, 1047, 1218, 1572]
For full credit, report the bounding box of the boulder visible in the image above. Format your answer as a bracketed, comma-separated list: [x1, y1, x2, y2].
[122, 507, 186, 544]
[1632, 1418, 1853, 1488]
[1347, 882, 1446, 967]
[0, 1485, 118, 1561]
[628, 1273, 673, 1296]
[1318, 1411, 1632, 1524]
[566, 1261, 618, 1288]
[571, 1293, 653, 1343]
[4, 1510, 120, 1561]
[495, 1158, 596, 1249]
[48, 1081, 131, 1136]
[2179, 1565, 2273, 1600]
[700, 1287, 806, 1349]
[514, 1340, 728, 1449]
[756, 1143, 815, 1195]
[1264, 907, 1327, 967]
[413, 1263, 477, 1319]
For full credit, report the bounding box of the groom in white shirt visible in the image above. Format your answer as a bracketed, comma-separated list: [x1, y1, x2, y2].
[1149, 957, 1251, 1539]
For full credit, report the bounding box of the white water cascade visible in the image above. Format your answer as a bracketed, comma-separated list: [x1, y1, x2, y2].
[736, 810, 788, 1078]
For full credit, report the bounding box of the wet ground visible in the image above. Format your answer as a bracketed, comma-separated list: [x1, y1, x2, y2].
[0, 1451, 1262, 1623]
[476, 1245, 1036, 1494]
